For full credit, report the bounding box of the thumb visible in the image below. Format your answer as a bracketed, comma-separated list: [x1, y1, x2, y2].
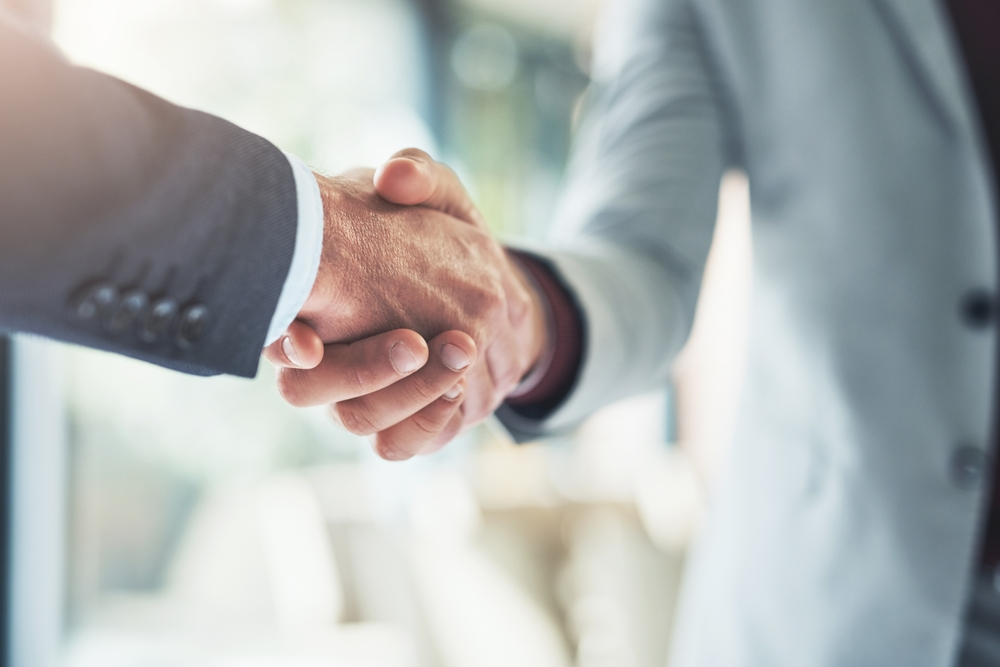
[374, 148, 486, 228]
[263, 320, 325, 370]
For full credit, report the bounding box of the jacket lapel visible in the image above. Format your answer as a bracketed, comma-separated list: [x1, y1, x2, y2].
[870, 0, 977, 140]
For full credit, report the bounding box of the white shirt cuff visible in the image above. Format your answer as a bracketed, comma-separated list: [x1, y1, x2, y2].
[264, 153, 325, 347]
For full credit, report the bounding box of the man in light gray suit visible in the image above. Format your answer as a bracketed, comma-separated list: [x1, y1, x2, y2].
[274, 0, 1000, 664]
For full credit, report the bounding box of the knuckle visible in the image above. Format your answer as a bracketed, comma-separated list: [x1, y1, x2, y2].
[496, 370, 521, 394]
[410, 409, 449, 438]
[406, 376, 441, 405]
[275, 370, 308, 407]
[373, 434, 410, 461]
[508, 289, 532, 327]
[507, 298, 527, 326]
[325, 403, 344, 427]
[482, 283, 505, 314]
[467, 296, 503, 340]
[348, 361, 379, 397]
[336, 403, 379, 436]
[488, 355, 518, 389]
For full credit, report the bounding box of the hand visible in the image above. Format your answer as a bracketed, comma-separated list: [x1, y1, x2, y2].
[268, 325, 477, 459]
[265, 149, 550, 459]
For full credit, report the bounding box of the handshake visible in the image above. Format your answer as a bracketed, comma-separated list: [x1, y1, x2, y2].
[262, 149, 552, 461]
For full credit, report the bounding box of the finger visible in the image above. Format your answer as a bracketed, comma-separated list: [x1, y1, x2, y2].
[373, 148, 486, 228]
[458, 357, 498, 426]
[277, 329, 428, 407]
[420, 406, 466, 456]
[503, 254, 542, 342]
[334, 330, 477, 437]
[484, 318, 525, 399]
[372, 380, 466, 461]
[263, 320, 325, 370]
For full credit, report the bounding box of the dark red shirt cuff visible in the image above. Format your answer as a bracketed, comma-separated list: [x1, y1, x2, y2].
[504, 250, 585, 420]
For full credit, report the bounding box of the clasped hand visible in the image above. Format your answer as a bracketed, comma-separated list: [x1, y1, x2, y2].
[262, 150, 548, 460]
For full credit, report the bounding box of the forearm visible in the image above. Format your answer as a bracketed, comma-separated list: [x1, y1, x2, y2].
[0, 17, 299, 377]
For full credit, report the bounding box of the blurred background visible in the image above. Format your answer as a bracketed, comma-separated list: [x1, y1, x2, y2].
[3, 0, 752, 665]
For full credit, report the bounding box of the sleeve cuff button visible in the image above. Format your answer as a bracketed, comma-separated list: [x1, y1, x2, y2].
[71, 282, 119, 322]
[138, 297, 179, 344]
[175, 305, 209, 350]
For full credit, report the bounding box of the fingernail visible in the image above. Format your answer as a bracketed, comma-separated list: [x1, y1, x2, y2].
[390, 342, 420, 374]
[444, 384, 463, 400]
[441, 343, 471, 371]
[281, 336, 302, 367]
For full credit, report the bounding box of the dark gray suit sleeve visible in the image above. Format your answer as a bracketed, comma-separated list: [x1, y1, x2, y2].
[0, 16, 299, 378]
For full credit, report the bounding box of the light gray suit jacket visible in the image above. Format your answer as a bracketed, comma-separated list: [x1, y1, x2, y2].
[502, 0, 998, 664]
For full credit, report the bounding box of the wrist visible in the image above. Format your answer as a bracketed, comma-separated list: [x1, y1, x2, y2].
[299, 173, 348, 325]
[504, 250, 585, 411]
[265, 155, 325, 347]
[506, 251, 557, 398]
